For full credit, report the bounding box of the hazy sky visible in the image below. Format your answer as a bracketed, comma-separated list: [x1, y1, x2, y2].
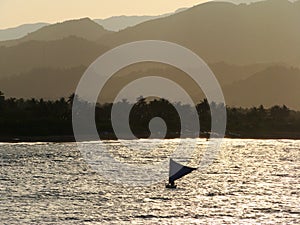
[0, 0, 277, 29]
[0, 0, 214, 29]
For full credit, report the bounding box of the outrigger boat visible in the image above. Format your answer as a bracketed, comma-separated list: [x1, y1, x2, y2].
[166, 158, 197, 189]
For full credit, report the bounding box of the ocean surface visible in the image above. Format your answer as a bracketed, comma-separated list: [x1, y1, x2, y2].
[1, 139, 299, 224]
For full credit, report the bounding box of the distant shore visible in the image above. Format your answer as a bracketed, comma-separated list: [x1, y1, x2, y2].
[1, 132, 300, 143]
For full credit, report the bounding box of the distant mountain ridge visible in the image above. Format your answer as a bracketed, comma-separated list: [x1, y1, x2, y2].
[98, 0, 300, 67]
[94, 8, 187, 31]
[0, 8, 187, 41]
[0, 36, 108, 77]
[0, 18, 113, 47]
[1, 62, 297, 109]
[224, 66, 300, 109]
[94, 15, 163, 32]
[0, 0, 299, 109]
[0, 66, 86, 100]
[0, 23, 49, 41]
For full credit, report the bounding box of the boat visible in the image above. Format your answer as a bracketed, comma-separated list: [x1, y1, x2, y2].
[165, 158, 197, 189]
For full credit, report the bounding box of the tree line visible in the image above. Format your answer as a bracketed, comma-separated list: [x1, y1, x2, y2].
[0, 91, 300, 140]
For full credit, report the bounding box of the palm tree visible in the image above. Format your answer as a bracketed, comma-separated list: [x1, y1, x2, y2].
[0, 91, 4, 98]
[67, 93, 75, 105]
[0, 91, 4, 103]
[0, 91, 4, 112]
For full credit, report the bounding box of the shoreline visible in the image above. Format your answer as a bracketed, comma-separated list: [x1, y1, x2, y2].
[1, 132, 300, 143]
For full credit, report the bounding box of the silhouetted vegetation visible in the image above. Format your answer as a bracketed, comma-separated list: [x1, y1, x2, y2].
[0, 92, 300, 141]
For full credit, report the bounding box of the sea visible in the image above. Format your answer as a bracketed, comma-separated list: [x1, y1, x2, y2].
[1, 139, 299, 224]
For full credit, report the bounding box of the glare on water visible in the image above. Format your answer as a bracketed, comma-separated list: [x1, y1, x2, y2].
[0, 139, 299, 224]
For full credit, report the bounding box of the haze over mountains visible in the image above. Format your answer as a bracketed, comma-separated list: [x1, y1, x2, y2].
[0, 18, 112, 47]
[0, 8, 187, 42]
[0, 0, 299, 109]
[94, 8, 187, 31]
[0, 23, 49, 42]
[223, 66, 300, 109]
[98, 0, 300, 67]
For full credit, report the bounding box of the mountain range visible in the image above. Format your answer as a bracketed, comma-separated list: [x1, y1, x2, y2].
[0, 23, 49, 42]
[0, 8, 187, 42]
[94, 8, 187, 31]
[0, 0, 299, 109]
[97, 0, 300, 67]
[0, 18, 112, 47]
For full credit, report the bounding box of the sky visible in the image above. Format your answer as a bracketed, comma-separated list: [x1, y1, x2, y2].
[0, 0, 213, 29]
[0, 0, 280, 29]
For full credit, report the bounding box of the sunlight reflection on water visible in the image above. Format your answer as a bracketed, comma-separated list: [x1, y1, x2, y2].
[0, 139, 299, 224]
